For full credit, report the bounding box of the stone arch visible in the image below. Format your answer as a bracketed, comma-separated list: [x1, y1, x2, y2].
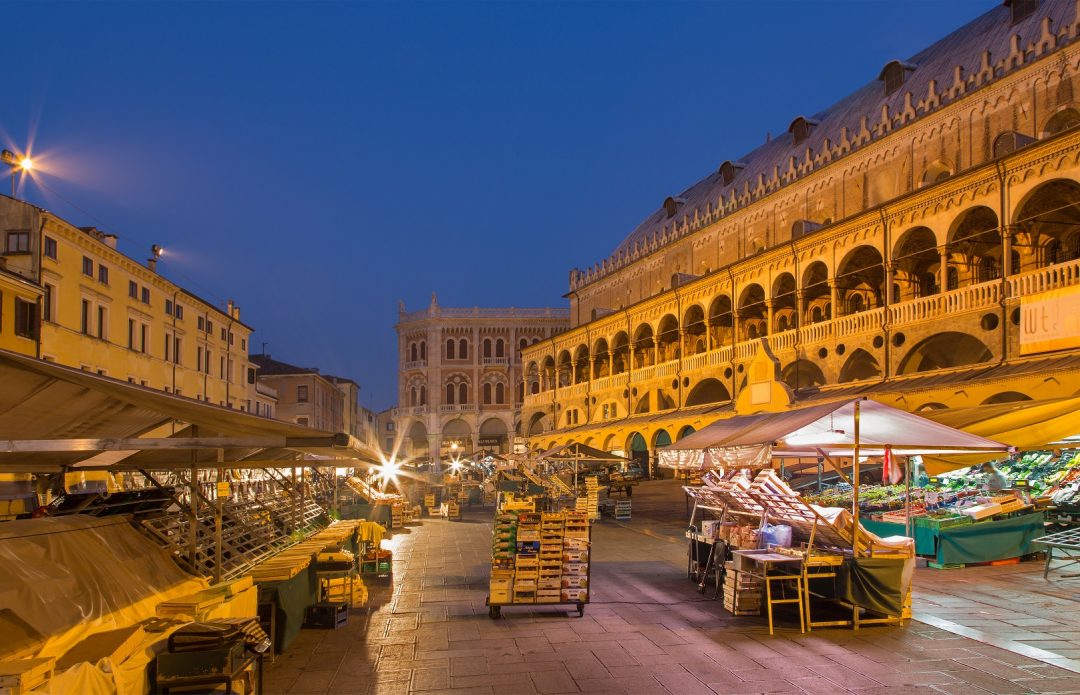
[573, 344, 590, 384]
[556, 349, 573, 387]
[838, 348, 881, 383]
[981, 391, 1033, 405]
[1043, 107, 1080, 137]
[657, 314, 680, 362]
[611, 331, 630, 374]
[781, 359, 826, 390]
[592, 337, 610, 379]
[1013, 179, 1080, 270]
[652, 429, 672, 449]
[947, 206, 1001, 283]
[898, 332, 992, 374]
[677, 425, 696, 440]
[656, 389, 676, 411]
[633, 324, 655, 368]
[526, 411, 550, 436]
[683, 304, 707, 355]
[479, 417, 509, 451]
[916, 402, 948, 412]
[921, 160, 953, 187]
[738, 283, 767, 340]
[602, 434, 617, 450]
[772, 272, 797, 332]
[442, 418, 470, 448]
[634, 393, 650, 414]
[802, 260, 831, 323]
[685, 378, 731, 406]
[835, 245, 884, 314]
[708, 294, 734, 346]
[408, 420, 428, 452]
[892, 226, 940, 300]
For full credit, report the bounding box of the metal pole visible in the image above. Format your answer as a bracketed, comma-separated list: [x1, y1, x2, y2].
[301, 467, 307, 530]
[189, 464, 199, 572]
[214, 449, 224, 584]
[291, 467, 298, 536]
[852, 400, 861, 554]
[904, 451, 912, 539]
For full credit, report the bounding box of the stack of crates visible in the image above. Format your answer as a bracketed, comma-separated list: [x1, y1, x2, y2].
[513, 513, 541, 603]
[614, 500, 631, 520]
[490, 512, 517, 604]
[538, 513, 565, 603]
[722, 565, 762, 616]
[391, 503, 404, 529]
[561, 512, 590, 603]
[424, 492, 437, 516]
[584, 477, 601, 520]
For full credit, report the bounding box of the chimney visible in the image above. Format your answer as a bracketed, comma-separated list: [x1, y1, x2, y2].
[147, 258, 158, 272]
[103, 234, 118, 249]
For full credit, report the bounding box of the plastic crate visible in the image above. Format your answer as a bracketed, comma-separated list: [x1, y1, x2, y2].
[914, 515, 973, 531]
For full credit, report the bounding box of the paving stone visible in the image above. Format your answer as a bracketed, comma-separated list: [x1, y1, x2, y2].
[529, 669, 580, 694]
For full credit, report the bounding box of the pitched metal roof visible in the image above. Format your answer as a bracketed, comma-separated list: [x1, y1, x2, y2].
[609, 0, 1075, 260]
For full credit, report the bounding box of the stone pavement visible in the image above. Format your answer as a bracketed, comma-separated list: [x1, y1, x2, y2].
[265, 486, 1080, 694]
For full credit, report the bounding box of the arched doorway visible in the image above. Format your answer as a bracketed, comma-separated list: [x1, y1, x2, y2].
[407, 420, 428, 458]
[628, 432, 649, 479]
[478, 417, 509, 453]
[898, 332, 992, 374]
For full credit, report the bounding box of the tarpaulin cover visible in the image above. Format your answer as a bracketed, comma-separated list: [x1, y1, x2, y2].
[0, 515, 205, 660]
[933, 511, 1046, 565]
[837, 557, 913, 617]
[659, 398, 1009, 462]
[257, 567, 317, 654]
[919, 397, 1080, 474]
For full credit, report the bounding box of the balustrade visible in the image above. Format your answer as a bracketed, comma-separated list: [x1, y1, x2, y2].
[438, 403, 477, 413]
[834, 307, 885, 337]
[1007, 257, 1080, 297]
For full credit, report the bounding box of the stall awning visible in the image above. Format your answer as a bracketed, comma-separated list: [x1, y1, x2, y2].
[918, 396, 1080, 474]
[659, 398, 1010, 469]
[0, 349, 382, 473]
[537, 441, 628, 462]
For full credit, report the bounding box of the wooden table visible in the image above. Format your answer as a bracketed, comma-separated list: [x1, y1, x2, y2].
[730, 550, 805, 635]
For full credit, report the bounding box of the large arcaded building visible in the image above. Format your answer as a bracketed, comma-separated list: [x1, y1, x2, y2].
[393, 295, 569, 459]
[521, 0, 1080, 471]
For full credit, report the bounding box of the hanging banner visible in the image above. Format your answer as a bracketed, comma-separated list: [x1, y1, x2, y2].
[1020, 284, 1080, 355]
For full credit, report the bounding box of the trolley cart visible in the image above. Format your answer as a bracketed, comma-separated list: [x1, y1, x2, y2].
[486, 510, 592, 618]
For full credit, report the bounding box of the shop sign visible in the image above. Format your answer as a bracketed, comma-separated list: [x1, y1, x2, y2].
[478, 436, 504, 448]
[1020, 284, 1080, 355]
[216, 481, 231, 498]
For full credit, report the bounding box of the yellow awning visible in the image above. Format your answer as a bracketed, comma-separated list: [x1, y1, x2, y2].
[919, 396, 1080, 474]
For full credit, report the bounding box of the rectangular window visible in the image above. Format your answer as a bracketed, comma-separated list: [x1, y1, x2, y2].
[220, 327, 226, 340]
[173, 337, 181, 365]
[165, 299, 173, 316]
[128, 280, 138, 299]
[206, 319, 213, 334]
[42, 284, 54, 322]
[164, 332, 171, 361]
[247, 367, 255, 384]
[128, 319, 135, 349]
[205, 349, 211, 374]
[297, 385, 309, 403]
[97, 265, 109, 285]
[97, 306, 106, 339]
[220, 355, 225, 378]
[140, 324, 148, 353]
[81, 299, 90, 334]
[175, 305, 183, 320]
[227, 358, 233, 383]
[5, 231, 30, 253]
[241, 338, 246, 350]
[43, 236, 57, 259]
[197, 316, 204, 331]
[14, 299, 37, 339]
[196, 346, 203, 371]
[82, 256, 94, 276]
[228, 332, 234, 345]
[141, 287, 150, 304]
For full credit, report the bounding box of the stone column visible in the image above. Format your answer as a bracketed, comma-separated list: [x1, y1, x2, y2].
[765, 299, 775, 335]
[828, 280, 839, 319]
[939, 248, 950, 292]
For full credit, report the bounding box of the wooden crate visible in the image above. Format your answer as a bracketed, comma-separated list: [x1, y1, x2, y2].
[0, 657, 55, 694]
[56, 626, 145, 670]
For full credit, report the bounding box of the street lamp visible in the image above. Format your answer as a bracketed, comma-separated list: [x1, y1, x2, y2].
[0, 150, 32, 198]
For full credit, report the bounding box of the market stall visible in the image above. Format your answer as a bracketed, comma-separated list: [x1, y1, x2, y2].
[661, 397, 1010, 631]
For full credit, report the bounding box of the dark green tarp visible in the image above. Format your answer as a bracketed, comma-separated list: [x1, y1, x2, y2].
[934, 511, 1045, 565]
[860, 518, 906, 539]
[257, 567, 317, 654]
[837, 557, 909, 616]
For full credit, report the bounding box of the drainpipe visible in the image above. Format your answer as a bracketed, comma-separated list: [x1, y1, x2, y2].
[35, 216, 45, 360]
[727, 267, 738, 401]
[171, 290, 178, 393]
[995, 159, 1009, 365]
[673, 286, 683, 408]
[879, 206, 892, 381]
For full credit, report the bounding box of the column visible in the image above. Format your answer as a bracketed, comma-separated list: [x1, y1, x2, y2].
[939, 248, 950, 293]
[765, 299, 775, 335]
[828, 279, 839, 318]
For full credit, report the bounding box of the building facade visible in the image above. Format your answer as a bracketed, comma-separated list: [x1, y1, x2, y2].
[393, 295, 569, 460]
[520, 0, 1080, 469]
[250, 355, 373, 439]
[0, 195, 262, 410]
[0, 259, 42, 356]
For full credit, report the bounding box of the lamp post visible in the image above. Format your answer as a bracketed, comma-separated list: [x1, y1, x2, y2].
[0, 150, 32, 198]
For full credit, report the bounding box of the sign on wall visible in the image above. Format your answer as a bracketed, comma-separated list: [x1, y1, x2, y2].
[1020, 284, 1080, 355]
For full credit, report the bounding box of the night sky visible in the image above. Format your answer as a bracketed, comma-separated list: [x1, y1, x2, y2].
[2, 1, 992, 409]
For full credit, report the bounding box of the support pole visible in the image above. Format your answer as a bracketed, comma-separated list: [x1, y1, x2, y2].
[291, 467, 298, 536]
[852, 400, 861, 554]
[214, 449, 224, 584]
[301, 466, 307, 530]
[189, 463, 198, 572]
[904, 451, 912, 539]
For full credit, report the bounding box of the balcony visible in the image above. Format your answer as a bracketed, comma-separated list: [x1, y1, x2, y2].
[403, 360, 427, 370]
[481, 357, 510, 366]
[438, 403, 477, 413]
[393, 406, 428, 418]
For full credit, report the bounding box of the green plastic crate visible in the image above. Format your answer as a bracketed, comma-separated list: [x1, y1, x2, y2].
[914, 514, 973, 531]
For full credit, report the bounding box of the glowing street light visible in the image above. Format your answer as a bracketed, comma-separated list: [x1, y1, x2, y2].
[0, 150, 32, 198]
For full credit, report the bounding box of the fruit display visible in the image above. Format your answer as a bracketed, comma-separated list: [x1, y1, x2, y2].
[938, 449, 1080, 495]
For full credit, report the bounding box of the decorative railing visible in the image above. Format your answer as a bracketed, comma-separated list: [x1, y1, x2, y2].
[480, 357, 510, 366]
[890, 281, 999, 325]
[560, 382, 589, 399]
[834, 306, 886, 337]
[403, 360, 426, 370]
[656, 359, 679, 377]
[393, 406, 427, 417]
[1007, 257, 1080, 297]
[438, 404, 477, 413]
[399, 306, 570, 322]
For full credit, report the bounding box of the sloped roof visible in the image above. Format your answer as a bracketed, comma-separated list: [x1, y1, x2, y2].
[610, 0, 1075, 260]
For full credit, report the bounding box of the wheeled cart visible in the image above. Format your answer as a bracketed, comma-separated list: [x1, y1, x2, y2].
[487, 508, 592, 619]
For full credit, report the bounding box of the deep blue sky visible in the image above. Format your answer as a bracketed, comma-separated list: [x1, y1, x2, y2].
[3, 1, 993, 409]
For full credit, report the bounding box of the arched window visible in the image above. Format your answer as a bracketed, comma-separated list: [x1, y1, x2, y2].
[410, 343, 417, 362]
[947, 267, 959, 291]
[811, 306, 823, 323]
[518, 382, 524, 402]
[482, 383, 492, 404]
[530, 381, 539, 394]
[420, 386, 427, 405]
[496, 383, 505, 404]
[446, 339, 455, 360]
[459, 339, 468, 360]
[849, 294, 864, 314]
[519, 338, 527, 352]
[410, 387, 417, 406]
[483, 339, 492, 358]
[777, 316, 789, 332]
[496, 339, 505, 357]
[420, 341, 426, 360]
[445, 383, 455, 404]
[531, 338, 539, 344]
[458, 383, 468, 404]
[824, 302, 832, 319]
